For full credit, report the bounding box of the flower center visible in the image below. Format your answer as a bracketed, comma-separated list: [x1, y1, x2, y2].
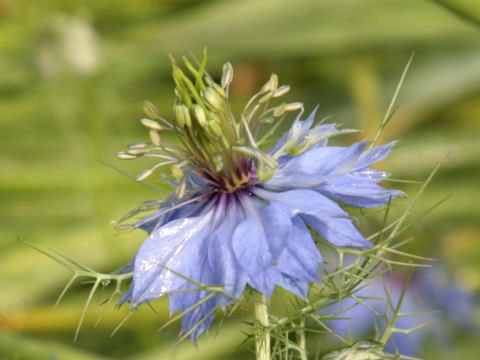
[117, 50, 305, 198]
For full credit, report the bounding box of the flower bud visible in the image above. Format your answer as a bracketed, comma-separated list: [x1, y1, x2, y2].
[204, 88, 223, 111]
[174, 104, 189, 128]
[213, 83, 226, 98]
[261, 74, 278, 93]
[273, 104, 287, 117]
[208, 120, 223, 138]
[149, 130, 161, 146]
[221, 62, 233, 88]
[143, 100, 159, 119]
[192, 104, 207, 128]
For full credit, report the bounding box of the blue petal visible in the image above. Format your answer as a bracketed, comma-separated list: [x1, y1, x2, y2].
[275, 273, 310, 298]
[316, 173, 403, 208]
[276, 217, 322, 283]
[254, 188, 372, 248]
[266, 142, 367, 189]
[353, 141, 397, 171]
[135, 195, 209, 233]
[169, 289, 217, 342]
[129, 210, 215, 306]
[270, 107, 318, 154]
[256, 198, 292, 259]
[231, 207, 273, 295]
[207, 195, 248, 306]
[231, 192, 293, 296]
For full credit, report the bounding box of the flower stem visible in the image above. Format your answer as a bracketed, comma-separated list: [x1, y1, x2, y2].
[297, 320, 308, 360]
[254, 292, 271, 360]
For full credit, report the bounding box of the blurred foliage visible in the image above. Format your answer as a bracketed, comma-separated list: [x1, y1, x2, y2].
[1, 0, 479, 359]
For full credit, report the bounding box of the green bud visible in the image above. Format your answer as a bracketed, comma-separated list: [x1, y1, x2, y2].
[261, 74, 278, 93]
[204, 88, 223, 111]
[221, 62, 233, 88]
[192, 104, 207, 127]
[143, 100, 159, 119]
[208, 120, 223, 137]
[140, 118, 163, 131]
[213, 83, 226, 98]
[273, 104, 287, 117]
[203, 75, 214, 87]
[149, 130, 161, 146]
[183, 106, 192, 128]
[174, 105, 186, 128]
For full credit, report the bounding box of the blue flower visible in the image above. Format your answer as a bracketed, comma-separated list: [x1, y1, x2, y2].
[326, 266, 477, 356]
[117, 55, 401, 341]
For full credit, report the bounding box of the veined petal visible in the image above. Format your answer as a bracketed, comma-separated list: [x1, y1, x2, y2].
[231, 198, 273, 295]
[135, 195, 209, 233]
[276, 217, 322, 283]
[129, 209, 215, 306]
[266, 142, 367, 189]
[207, 195, 248, 306]
[353, 141, 397, 171]
[275, 273, 310, 298]
[254, 188, 372, 248]
[316, 173, 404, 208]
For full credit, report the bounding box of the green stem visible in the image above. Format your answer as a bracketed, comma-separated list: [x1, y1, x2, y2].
[254, 292, 271, 360]
[297, 320, 308, 360]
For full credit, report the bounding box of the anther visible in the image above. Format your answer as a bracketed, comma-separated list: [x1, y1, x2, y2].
[221, 62, 233, 89]
[208, 120, 223, 138]
[285, 102, 303, 112]
[143, 101, 159, 119]
[273, 85, 290, 98]
[192, 104, 207, 127]
[136, 168, 154, 182]
[127, 148, 151, 155]
[261, 74, 278, 93]
[204, 88, 223, 111]
[258, 92, 273, 104]
[140, 118, 163, 131]
[117, 152, 137, 160]
[128, 142, 149, 149]
[149, 130, 161, 146]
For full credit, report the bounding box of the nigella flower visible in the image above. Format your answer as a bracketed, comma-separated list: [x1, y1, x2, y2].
[326, 266, 477, 356]
[116, 52, 402, 341]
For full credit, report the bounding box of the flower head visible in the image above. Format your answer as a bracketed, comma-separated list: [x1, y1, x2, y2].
[117, 52, 402, 341]
[326, 266, 477, 356]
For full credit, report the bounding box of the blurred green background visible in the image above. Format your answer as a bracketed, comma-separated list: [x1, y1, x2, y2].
[1, 0, 480, 359]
